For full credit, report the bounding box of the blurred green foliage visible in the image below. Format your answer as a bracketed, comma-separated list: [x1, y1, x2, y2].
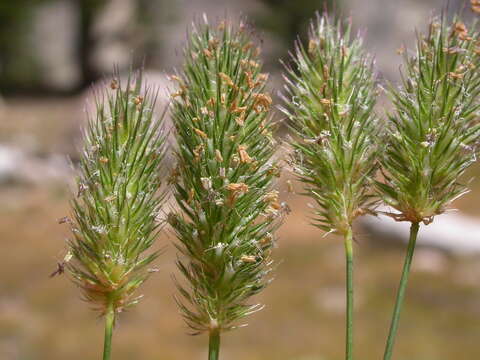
[256, 0, 334, 58]
[0, 0, 106, 93]
[0, 1, 44, 91]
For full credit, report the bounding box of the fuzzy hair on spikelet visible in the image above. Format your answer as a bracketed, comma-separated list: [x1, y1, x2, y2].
[282, 13, 380, 236]
[378, 16, 480, 224]
[61, 72, 167, 315]
[169, 16, 283, 334]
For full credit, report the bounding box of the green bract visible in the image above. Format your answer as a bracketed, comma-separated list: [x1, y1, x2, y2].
[65, 72, 167, 315]
[169, 17, 283, 335]
[282, 14, 380, 236]
[378, 17, 480, 224]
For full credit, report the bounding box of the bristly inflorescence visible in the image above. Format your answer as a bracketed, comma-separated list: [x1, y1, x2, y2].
[378, 16, 480, 225]
[63, 72, 167, 315]
[169, 16, 283, 334]
[282, 13, 380, 236]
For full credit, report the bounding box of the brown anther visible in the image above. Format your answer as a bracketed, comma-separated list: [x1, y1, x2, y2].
[396, 45, 405, 55]
[443, 47, 462, 54]
[240, 255, 257, 263]
[226, 182, 249, 205]
[193, 144, 204, 161]
[258, 73, 269, 82]
[242, 42, 253, 52]
[203, 48, 213, 58]
[245, 71, 255, 89]
[471, 0, 480, 13]
[193, 128, 208, 139]
[260, 233, 273, 246]
[320, 98, 332, 106]
[226, 183, 249, 193]
[263, 190, 281, 211]
[99, 157, 109, 164]
[215, 149, 223, 162]
[104, 195, 116, 202]
[252, 93, 272, 113]
[208, 38, 219, 50]
[218, 21, 226, 31]
[267, 164, 281, 177]
[207, 98, 216, 108]
[453, 22, 471, 40]
[171, 90, 183, 98]
[110, 79, 119, 89]
[232, 106, 247, 114]
[218, 72, 235, 87]
[134, 96, 143, 106]
[448, 72, 464, 80]
[235, 113, 246, 126]
[454, 22, 467, 34]
[188, 188, 195, 203]
[322, 65, 329, 80]
[238, 145, 253, 163]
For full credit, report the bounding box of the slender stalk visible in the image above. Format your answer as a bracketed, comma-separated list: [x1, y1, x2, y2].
[103, 301, 115, 360]
[344, 227, 354, 360]
[383, 222, 420, 360]
[208, 329, 221, 360]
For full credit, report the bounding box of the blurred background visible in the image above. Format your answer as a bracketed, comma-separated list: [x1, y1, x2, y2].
[1, 0, 480, 359]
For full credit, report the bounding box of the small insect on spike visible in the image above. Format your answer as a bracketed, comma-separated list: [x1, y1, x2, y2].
[56, 70, 168, 359]
[170, 17, 283, 355]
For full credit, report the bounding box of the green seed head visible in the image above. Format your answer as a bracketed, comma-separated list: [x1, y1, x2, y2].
[64, 71, 167, 315]
[378, 16, 480, 224]
[283, 13, 380, 236]
[170, 17, 283, 334]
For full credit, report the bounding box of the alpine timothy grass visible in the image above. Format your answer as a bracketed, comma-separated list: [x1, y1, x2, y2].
[169, 16, 283, 360]
[282, 13, 380, 360]
[378, 14, 480, 360]
[57, 71, 167, 360]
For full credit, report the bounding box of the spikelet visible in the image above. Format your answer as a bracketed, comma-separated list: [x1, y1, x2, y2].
[169, 17, 282, 335]
[282, 13, 380, 236]
[61, 72, 167, 316]
[378, 16, 480, 224]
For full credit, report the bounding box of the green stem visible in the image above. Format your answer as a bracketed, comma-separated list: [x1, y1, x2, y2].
[103, 301, 115, 360]
[208, 329, 221, 360]
[344, 227, 354, 360]
[383, 222, 420, 360]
